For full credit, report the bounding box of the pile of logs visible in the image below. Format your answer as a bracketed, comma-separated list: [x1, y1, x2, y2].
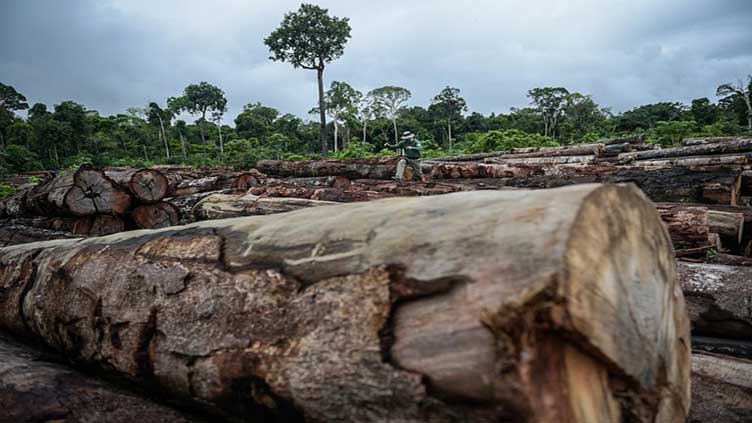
[0, 184, 691, 422]
[0, 165, 265, 245]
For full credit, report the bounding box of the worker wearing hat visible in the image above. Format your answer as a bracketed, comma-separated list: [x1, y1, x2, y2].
[386, 131, 424, 182]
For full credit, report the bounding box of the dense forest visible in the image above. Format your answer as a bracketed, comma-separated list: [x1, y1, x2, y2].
[0, 3, 750, 177]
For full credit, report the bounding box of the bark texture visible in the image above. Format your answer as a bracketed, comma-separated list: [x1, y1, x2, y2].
[0, 184, 690, 423]
[193, 193, 335, 221]
[618, 138, 752, 163]
[0, 334, 205, 423]
[689, 352, 752, 423]
[257, 157, 400, 179]
[655, 204, 710, 247]
[678, 262, 752, 340]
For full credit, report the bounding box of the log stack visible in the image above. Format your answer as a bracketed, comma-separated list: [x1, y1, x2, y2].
[0, 165, 264, 243]
[0, 184, 691, 422]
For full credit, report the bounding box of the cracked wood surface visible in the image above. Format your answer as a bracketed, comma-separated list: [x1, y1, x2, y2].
[689, 352, 752, 423]
[0, 334, 204, 423]
[193, 193, 336, 221]
[0, 184, 690, 422]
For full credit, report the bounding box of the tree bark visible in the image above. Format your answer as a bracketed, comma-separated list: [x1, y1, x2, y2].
[0, 224, 77, 246]
[132, 202, 180, 229]
[107, 168, 169, 203]
[158, 114, 170, 160]
[632, 153, 752, 167]
[682, 136, 750, 146]
[0, 184, 690, 423]
[317, 67, 328, 155]
[485, 155, 595, 165]
[258, 157, 401, 180]
[73, 214, 126, 236]
[0, 334, 204, 423]
[707, 210, 745, 245]
[619, 138, 752, 163]
[689, 352, 752, 423]
[678, 261, 752, 340]
[655, 204, 710, 247]
[193, 193, 335, 220]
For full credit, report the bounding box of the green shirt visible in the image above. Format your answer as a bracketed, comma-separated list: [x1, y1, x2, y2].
[388, 138, 422, 159]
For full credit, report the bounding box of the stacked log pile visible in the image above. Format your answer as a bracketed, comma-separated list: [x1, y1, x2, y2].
[0, 184, 691, 422]
[0, 165, 264, 243]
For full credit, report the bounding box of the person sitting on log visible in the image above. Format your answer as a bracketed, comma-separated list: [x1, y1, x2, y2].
[386, 131, 424, 182]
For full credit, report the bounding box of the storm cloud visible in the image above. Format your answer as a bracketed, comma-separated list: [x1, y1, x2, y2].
[1, 0, 751, 123]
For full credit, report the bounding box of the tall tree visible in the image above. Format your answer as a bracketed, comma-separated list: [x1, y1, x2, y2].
[717, 76, 752, 131]
[322, 81, 361, 151]
[560, 93, 607, 143]
[370, 86, 411, 145]
[147, 102, 173, 160]
[265, 3, 351, 155]
[357, 93, 376, 143]
[527, 87, 569, 138]
[168, 82, 227, 155]
[690, 98, 721, 127]
[234, 102, 280, 141]
[0, 83, 29, 147]
[429, 86, 467, 150]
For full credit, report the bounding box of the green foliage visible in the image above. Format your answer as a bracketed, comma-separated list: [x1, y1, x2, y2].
[0, 183, 15, 199]
[264, 4, 351, 70]
[461, 129, 559, 154]
[649, 120, 697, 146]
[333, 141, 374, 158]
[0, 145, 43, 173]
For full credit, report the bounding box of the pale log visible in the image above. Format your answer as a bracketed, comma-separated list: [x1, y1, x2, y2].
[689, 352, 752, 423]
[0, 184, 690, 422]
[0, 334, 204, 423]
[257, 157, 400, 179]
[633, 153, 752, 167]
[484, 154, 595, 165]
[618, 138, 752, 163]
[683, 136, 750, 146]
[193, 193, 336, 220]
[707, 210, 744, 245]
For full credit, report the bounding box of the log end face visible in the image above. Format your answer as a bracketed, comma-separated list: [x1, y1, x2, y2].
[563, 183, 691, 420]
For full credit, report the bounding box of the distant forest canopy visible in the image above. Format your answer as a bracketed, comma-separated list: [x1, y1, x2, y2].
[1, 77, 750, 176]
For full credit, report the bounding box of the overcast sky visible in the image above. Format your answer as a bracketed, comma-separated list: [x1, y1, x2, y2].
[1, 0, 751, 124]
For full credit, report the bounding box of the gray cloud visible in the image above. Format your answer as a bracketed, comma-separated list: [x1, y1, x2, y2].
[1, 0, 751, 124]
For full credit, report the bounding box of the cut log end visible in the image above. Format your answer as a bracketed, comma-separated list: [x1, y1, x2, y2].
[73, 214, 126, 237]
[64, 166, 133, 216]
[132, 202, 180, 229]
[129, 169, 169, 202]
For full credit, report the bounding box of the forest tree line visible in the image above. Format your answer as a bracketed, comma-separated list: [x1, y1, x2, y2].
[0, 76, 750, 176]
[0, 2, 750, 176]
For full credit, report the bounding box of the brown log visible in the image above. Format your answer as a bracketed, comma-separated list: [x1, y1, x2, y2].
[0, 184, 690, 422]
[164, 190, 232, 225]
[0, 334, 203, 423]
[132, 202, 180, 229]
[63, 166, 133, 215]
[678, 261, 752, 340]
[633, 153, 752, 167]
[427, 143, 605, 163]
[689, 352, 752, 423]
[107, 168, 170, 202]
[692, 336, 752, 359]
[249, 179, 464, 203]
[0, 216, 77, 232]
[73, 214, 126, 236]
[0, 225, 77, 246]
[193, 193, 336, 220]
[258, 157, 400, 179]
[655, 204, 710, 247]
[683, 253, 752, 266]
[618, 137, 752, 163]
[707, 210, 744, 245]
[683, 136, 751, 146]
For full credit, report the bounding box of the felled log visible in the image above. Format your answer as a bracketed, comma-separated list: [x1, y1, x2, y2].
[678, 261, 752, 339]
[427, 143, 605, 163]
[708, 210, 745, 245]
[684, 253, 752, 267]
[193, 193, 336, 220]
[73, 214, 126, 236]
[633, 153, 752, 167]
[689, 352, 752, 423]
[0, 334, 203, 423]
[132, 202, 180, 229]
[0, 216, 77, 232]
[0, 225, 77, 246]
[258, 157, 400, 179]
[692, 336, 752, 359]
[249, 179, 464, 203]
[600, 134, 645, 145]
[107, 168, 170, 203]
[0, 184, 690, 422]
[683, 136, 750, 146]
[603, 142, 655, 157]
[619, 138, 752, 163]
[484, 154, 595, 165]
[655, 204, 710, 247]
[164, 190, 231, 225]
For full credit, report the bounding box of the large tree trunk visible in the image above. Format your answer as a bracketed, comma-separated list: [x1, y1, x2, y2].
[655, 204, 710, 247]
[678, 261, 752, 340]
[0, 184, 690, 422]
[618, 137, 752, 163]
[485, 154, 596, 165]
[317, 67, 328, 155]
[0, 334, 203, 423]
[193, 193, 336, 220]
[689, 352, 752, 423]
